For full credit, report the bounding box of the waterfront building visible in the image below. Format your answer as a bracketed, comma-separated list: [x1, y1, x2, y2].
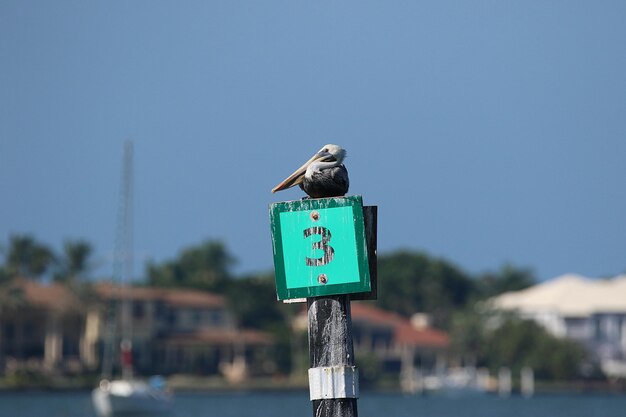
[0, 279, 84, 374]
[0, 279, 272, 380]
[351, 302, 449, 372]
[489, 274, 626, 378]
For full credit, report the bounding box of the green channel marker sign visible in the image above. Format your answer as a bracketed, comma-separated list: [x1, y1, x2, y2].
[269, 196, 371, 300]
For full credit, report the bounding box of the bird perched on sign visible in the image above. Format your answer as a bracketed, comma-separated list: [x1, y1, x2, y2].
[271, 144, 349, 198]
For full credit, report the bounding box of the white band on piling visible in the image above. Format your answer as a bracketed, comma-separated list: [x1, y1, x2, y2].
[308, 366, 359, 401]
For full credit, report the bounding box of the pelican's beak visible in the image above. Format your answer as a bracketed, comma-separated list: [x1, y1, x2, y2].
[271, 150, 333, 193]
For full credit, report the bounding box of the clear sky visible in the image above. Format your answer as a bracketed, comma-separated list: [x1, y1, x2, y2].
[1, 2, 625, 281]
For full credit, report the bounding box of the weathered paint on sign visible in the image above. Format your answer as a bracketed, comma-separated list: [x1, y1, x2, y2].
[270, 196, 370, 300]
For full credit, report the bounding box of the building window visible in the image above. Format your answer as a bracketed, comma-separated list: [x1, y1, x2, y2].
[4, 323, 14, 339]
[133, 302, 145, 319]
[209, 310, 223, 326]
[193, 309, 202, 325]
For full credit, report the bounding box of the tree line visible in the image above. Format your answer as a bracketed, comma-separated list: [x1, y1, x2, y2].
[0, 235, 92, 284]
[0, 234, 589, 381]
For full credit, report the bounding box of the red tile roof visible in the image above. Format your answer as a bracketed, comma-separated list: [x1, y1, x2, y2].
[351, 302, 449, 349]
[164, 328, 272, 345]
[2, 279, 81, 312]
[95, 283, 225, 308]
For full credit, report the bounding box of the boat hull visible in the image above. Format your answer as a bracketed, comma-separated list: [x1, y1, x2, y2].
[92, 379, 172, 417]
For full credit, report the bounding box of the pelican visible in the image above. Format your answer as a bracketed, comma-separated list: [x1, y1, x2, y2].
[271, 144, 349, 198]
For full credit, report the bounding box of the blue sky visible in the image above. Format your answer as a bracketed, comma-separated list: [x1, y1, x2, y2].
[1, 2, 625, 281]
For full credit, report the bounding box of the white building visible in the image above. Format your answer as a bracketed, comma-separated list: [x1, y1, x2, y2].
[490, 274, 626, 378]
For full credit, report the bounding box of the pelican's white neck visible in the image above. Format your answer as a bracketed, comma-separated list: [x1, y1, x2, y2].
[305, 160, 341, 179]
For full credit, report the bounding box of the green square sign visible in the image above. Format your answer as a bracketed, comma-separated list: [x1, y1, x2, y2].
[269, 196, 371, 300]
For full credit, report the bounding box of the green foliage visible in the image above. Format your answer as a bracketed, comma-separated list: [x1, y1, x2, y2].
[483, 317, 587, 380]
[0, 285, 28, 314]
[4, 235, 55, 279]
[146, 240, 235, 291]
[356, 352, 383, 388]
[449, 307, 489, 365]
[377, 250, 475, 329]
[450, 310, 588, 381]
[0, 267, 9, 285]
[223, 271, 293, 330]
[54, 239, 94, 283]
[475, 263, 536, 298]
[0, 235, 95, 283]
[376, 250, 538, 330]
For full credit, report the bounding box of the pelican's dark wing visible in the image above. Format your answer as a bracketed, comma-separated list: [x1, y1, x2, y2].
[301, 164, 349, 198]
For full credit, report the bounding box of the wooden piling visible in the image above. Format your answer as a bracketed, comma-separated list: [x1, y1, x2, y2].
[308, 295, 358, 417]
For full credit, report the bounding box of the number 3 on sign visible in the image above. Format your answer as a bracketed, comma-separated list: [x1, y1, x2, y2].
[304, 227, 335, 266]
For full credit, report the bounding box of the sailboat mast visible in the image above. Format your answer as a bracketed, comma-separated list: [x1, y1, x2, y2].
[119, 140, 134, 380]
[102, 141, 135, 380]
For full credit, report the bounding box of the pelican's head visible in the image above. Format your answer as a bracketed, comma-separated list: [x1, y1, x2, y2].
[317, 144, 346, 165]
[271, 144, 347, 193]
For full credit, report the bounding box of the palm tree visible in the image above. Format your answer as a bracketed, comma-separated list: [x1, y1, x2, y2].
[4, 235, 55, 280]
[54, 240, 93, 284]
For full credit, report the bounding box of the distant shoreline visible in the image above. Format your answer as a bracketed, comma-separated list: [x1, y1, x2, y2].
[1, 375, 624, 394]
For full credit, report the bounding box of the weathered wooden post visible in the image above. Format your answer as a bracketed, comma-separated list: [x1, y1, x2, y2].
[270, 196, 377, 417]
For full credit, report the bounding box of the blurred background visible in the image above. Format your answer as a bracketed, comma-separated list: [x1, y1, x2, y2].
[1, 1, 626, 416]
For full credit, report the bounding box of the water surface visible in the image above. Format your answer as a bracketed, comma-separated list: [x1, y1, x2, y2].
[2, 390, 625, 417]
